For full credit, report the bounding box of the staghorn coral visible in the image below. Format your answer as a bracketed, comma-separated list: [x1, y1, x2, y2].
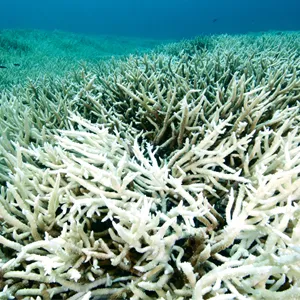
[0, 31, 300, 299]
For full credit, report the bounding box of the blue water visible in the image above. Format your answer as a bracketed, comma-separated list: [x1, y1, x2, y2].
[1, 0, 299, 38]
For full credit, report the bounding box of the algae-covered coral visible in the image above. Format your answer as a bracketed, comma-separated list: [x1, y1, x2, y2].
[0, 31, 300, 299]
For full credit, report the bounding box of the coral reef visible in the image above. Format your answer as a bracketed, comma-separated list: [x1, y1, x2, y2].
[0, 32, 300, 299]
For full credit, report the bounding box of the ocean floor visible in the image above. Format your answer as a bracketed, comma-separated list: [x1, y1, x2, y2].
[0, 29, 173, 88]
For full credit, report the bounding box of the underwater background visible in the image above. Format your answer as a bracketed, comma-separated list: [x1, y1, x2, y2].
[1, 0, 300, 38]
[1, 0, 300, 88]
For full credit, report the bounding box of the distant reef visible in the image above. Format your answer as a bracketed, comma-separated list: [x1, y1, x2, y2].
[0, 29, 171, 88]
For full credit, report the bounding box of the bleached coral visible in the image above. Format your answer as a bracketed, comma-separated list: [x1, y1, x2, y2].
[0, 32, 300, 299]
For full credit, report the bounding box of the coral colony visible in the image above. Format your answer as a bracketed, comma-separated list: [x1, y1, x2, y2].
[0, 32, 300, 299]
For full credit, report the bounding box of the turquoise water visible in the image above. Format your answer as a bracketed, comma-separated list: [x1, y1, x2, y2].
[0, 0, 299, 38]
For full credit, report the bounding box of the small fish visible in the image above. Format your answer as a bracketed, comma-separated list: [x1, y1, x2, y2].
[212, 18, 218, 23]
[13, 63, 20, 67]
[0, 65, 7, 68]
